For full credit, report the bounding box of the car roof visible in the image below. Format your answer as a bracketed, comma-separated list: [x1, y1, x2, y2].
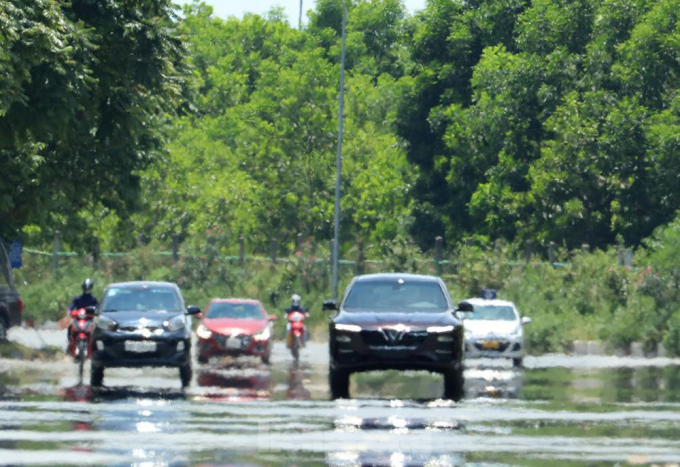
[209, 298, 262, 304]
[465, 297, 516, 307]
[353, 273, 441, 283]
[105, 281, 178, 289]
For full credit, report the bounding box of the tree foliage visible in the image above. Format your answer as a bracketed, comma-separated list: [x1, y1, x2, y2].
[399, 0, 679, 250]
[0, 0, 188, 245]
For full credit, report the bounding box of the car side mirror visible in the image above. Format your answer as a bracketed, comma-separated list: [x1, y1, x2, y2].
[521, 316, 532, 325]
[186, 305, 201, 316]
[269, 315, 278, 321]
[456, 301, 474, 313]
[322, 299, 338, 311]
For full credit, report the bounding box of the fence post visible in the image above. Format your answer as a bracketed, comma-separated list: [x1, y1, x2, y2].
[524, 240, 533, 263]
[355, 240, 364, 275]
[624, 249, 633, 267]
[92, 236, 100, 270]
[434, 236, 443, 276]
[52, 231, 61, 279]
[548, 241, 556, 265]
[238, 235, 245, 265]
[271, 238, 279, 264]
[296, 233, 304, 256]
[172, 235, 180, 263]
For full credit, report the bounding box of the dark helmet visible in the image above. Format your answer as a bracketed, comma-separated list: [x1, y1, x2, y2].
[82, 278, 94, 294]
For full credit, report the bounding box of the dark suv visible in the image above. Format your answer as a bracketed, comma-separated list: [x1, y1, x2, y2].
[90, 281, 201, 388]
[324, 273, 472, 400]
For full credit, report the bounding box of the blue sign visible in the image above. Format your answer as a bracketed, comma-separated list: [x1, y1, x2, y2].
[9, 240, 22, 269]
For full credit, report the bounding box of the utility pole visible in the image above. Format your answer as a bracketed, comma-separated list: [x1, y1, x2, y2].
[299, 0, 303, 29]
[332, 0, 347, 301]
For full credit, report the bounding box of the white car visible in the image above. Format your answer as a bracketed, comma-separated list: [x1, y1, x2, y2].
[462, 297, 531, 367]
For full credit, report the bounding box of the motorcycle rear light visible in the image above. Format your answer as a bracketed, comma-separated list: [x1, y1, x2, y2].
[78, 332, 87, 339]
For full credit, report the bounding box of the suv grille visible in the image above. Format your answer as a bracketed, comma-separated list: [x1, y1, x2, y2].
[361, 329, 428, 349]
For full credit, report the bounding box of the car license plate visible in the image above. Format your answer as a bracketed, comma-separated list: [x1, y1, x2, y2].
[226, 338, 242, 349]
[481, 340, 500, 350]
[125, 340, 157, 353]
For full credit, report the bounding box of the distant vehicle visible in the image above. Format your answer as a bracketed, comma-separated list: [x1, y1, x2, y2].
[462, 295, 531, 367]
[196, 299, 276, 365]
[90, 281, 201, 388]
[68, 306, 97, 381]
[285, 310, 308, 362]
[0, 275, 22, 341]
[324, 273, 473, 400]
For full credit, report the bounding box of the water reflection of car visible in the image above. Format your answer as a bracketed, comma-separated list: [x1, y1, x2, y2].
[324, 273, 472, 400]
[196, 299, 276, 365]
[90, 281, 201, 388]
[196, 368, 272, 401]
[463, 297, 531, 367]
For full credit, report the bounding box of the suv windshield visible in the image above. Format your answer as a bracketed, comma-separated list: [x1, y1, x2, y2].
[343, 280, 448, 312]
[101, 286, 181, 312]
[465, 305, 516, 321]
[206, 303, 262, 319]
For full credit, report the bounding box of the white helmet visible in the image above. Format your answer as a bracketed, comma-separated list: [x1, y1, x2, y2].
[291, 294, 301, 307]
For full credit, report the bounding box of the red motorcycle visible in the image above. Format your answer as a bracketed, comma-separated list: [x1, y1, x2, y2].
[286, 311, 307, 362]
[68, 306, 96, 381]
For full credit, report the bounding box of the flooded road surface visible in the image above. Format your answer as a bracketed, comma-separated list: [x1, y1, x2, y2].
[2, 330, 680, 465]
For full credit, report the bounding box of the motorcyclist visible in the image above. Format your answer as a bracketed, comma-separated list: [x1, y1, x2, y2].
[285, 294, 309, 345]
[66, 279, 99, 355]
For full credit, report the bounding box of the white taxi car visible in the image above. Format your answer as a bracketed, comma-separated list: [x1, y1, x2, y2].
[462, 296, 531, 367]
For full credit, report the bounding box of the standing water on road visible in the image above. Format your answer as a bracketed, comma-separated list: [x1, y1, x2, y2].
[1, 333, 680, 465]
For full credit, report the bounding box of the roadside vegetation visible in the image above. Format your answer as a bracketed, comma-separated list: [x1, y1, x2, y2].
[14, 213, 680, 355]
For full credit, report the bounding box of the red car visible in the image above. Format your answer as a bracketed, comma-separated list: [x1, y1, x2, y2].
[196, 299, 276, 364]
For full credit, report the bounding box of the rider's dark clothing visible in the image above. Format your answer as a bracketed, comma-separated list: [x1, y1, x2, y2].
[68, 294, 99, 312]
[285, 305, 308, 314]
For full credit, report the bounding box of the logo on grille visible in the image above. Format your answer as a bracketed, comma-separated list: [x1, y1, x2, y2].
[379, 324, 410, 344]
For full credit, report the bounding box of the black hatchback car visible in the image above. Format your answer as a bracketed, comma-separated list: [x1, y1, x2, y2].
[324, 273, 472, 400]
[90, 281, 201, 388]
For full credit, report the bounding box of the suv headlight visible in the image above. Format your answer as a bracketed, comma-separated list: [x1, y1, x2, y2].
[96, 315, 118, 331]
[335, 323, 361, 332]
[196, 324, 212, 339]
[164, 316, 186, 332]
[427, 325, 454, 333]
[254, 327, 271, 340]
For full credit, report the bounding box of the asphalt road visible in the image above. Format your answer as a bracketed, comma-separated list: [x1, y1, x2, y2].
[1, 328, 680, 465]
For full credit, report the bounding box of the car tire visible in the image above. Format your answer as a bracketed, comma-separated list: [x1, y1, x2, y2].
[261, 354, 270, 365]
[512, 358, 523, 368]
[180, 364, 192, 388]
[443, 366, 464, 401]
[329, 367, 350, 400]
[90, 365, 104, 387]
[0, 316, 7, 342]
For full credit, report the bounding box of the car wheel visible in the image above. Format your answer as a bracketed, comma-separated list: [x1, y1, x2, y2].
[180, 364, 192, 388]
[443, 366, 464, 401]
[261, 354, 270, 365]
[90, 365, 104, 387]
[512, 358, 523, 368]
[0, 316, 7, 342]
[329, 367, 350, 400]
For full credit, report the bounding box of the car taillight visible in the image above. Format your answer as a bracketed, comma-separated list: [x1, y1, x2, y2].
[18, 298, 23, 316]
